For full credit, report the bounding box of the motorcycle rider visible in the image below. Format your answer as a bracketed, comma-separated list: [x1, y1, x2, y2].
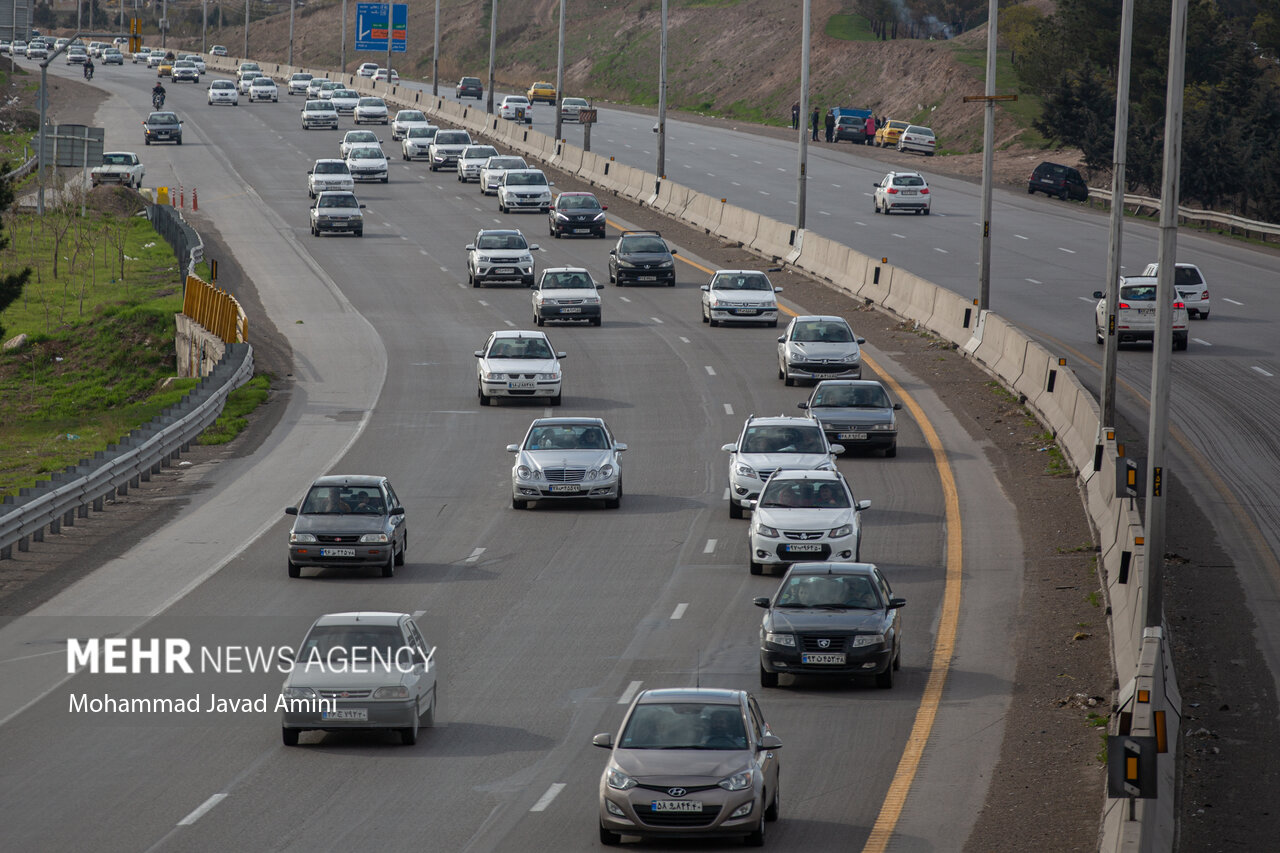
[152, 81, 166, 108]
[83, 57, 94, 80]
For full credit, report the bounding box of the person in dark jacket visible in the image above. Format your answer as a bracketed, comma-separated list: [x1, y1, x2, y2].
[790, 101, 800, 129]
[810, 108, 819, 141]
[824, 110, 835, 143]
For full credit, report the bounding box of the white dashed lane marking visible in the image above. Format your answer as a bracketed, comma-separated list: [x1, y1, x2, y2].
[1252, 366, 1274, 377]
[178, 794, 227, 826]
[1192, 338, 1211, 346]
[703, 539, 717, 554]
[618, 681, 643, 705]
[529, 784, 566, 812]
[1026, 278, 1042, 285]
[1224, 298, 1243, 305]
[724, 403, 734, 415]
[671, 603, 688, 620]
[705, 366, 716, 376]
[1058, 247, 1076, 254]
[464, 547, 485, 563]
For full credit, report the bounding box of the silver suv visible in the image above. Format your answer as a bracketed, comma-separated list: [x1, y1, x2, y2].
[722, 416, 843, 519]
[466, 229, 539, 287]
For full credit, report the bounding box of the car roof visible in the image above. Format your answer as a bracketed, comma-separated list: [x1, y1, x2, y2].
[491, 329, 549, 340]
[558, 191, 598, 198]
[505, 169, 543, 175]
[786, 562, 879, 578]
[311, 611, 407, 627]
[745, 415, 821, 427]
[541, 266, 592, 275]
[477, 228, 524, 237]
[766, 468, 842, 482]
[793, 315, 848, 324]
[887, 170, 925, 178]
[530, 417, 607, 429]
[714, 269, 767, 276]
[308, 474, 386, 488]
[636, 687, 743, 705]
[813, 379, 887, 390]
[313, 158, 345, 165]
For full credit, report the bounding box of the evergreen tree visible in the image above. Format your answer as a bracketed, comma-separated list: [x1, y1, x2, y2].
[0, 167, 31, 343]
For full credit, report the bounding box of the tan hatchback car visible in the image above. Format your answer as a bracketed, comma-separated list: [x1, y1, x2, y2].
[593, 687, 782, 846]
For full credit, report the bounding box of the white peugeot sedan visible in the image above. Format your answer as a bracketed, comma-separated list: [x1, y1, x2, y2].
[476, 330, 564, 407]
[288, 72, 313, 95]
[308, 159, 355, 197]
[456, 144, 499, 183]
[701, 269, 783, 327]
[498, 94, 533, 123]
[497, 169, 553, 214]
[391, 109, 431, 140]
[329, 88, 361, 114]
[479, 155, 527, 196]
[346, 146, 389, 183]
[532, 267, 603, 327]
[340, 129, 382, 159]
[723, 415, 843, 518]
[776, 315, 866, 385]
[746, 469, 869, 575]
[207, 79, 238, 106]
[506, 417, 625, 509]
[400, 125, 439, 161]
[354, 97, 389, 124]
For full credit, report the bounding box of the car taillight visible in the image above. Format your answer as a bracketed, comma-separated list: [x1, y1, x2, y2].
[886, 188, 898, 194]
[1118, 302, 1130, 309]
[920, 188, 930, 194]
[1201, 290, 1209, 299]
[1173, 301, 1185, 309]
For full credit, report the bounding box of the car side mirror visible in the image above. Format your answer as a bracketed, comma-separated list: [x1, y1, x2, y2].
[721, 443, 737, 453]
[358, 204, 366, 209]
[759, 734, 782, 750]
[670, 248, 678, 255]
[753, 596, 771, 609]
[797, 401, 809, 410]
[556, 351, 567, 359]
[506, 444, 520, 453]
[474, 350, 484, 358]
[873, 183, 881, 189]
[776, 335, 785, 343]
[774, 287, 784, 293]
[745, 499, 758, 510]
[889, 597, 907, 609]
[856, 337, 866, 345]
[856, 499, 871, 511]
[596, 283, 604, 290]
[285, 506, 298, 515]
[389, 506, 405, 516]
[893, 403, 902, 410]
[529, 244, 540, 251]
[306, 169, 314, 174]
[829, 444, 845, 455]
[592, 733, 614, 749]
[1091, 291, 1104, 299]
[613, 443, 628, 452]
[601, 205, 608, 211]
[700, 285, 710, 292]
[608, 249, 616, 256]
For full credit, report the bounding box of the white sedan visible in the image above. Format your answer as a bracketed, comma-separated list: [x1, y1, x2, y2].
[400, 125, 438, 161]
[340, 130, 382, 159]
[354, 97, 389, 125]
[373, 67, 400, 83]
[506, 417, 625, 510]
[476, 330, 564, 407]
[207, 79, 239, 106]
[248, 77, 278, 102]
[287, 73, 313, 95]
[531, 267, 602, 327]
[498, 95, 533, 123]
[391, 109, 431, 140]
[346, 146, 389, 183]
[559, 97, 591, 121]
[329, 89, 361, 114]
[479, 155, 527, 196]
[746, 469, 869, 575]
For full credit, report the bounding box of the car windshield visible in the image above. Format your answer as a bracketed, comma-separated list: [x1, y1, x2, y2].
[436, 131, 470, 144]
[316, 194, 358, 208]
[398, 111, 426, 122]
[892, 175, 925, 187]
[759, 479, 851, 509]
[740, 426, 826, 453]
[620, 703, 747, 750]
[477, 233, 527, 250]
[906, 126, 934, 136]
[714, 273, 771, 291]
[792, 321, 853, 343]
[358, 98, 384, 107]
[148, 114, 178, 125]
[1121, 285, 1157, 301]
[487, 338, 553, 359]
[212, 81, 233, 89]
[298, 625, 404, 666]
[620, 236, 668, 253]
[407, 126, 437, 138]
[558, 195, 600, 210]
[543, 272, 594, 290]
[305, 102, 332, 111]
[464, 146, 498, 159]
[334, 90, 356, 98]
[810, 385, 890, 408]
[506, 97, 529, 105]
[300, 484, 383, 513]
[774, 575, 882, 609]
[349, 148, 383, 160]
[102, 154, 133, 166]
[461, 78, 480, 85]
[506, 172, 547, 186]
[488, 157, 524, 169]
[346, 132, 377, 143]
[253, 78, 274, 86]
[1173, 267, 1204, 287]
[525, 424, 608, 450]
[314, 162, 349, 174]
[292, 74, 311, 81]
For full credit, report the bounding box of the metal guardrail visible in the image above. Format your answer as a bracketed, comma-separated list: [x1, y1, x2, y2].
[3, 155, 37, 181]
[183, 274, 248, 343]
[0, 343, 254, 559]
[1089, 186, 1280, 239]
[149, 201, 204, 275]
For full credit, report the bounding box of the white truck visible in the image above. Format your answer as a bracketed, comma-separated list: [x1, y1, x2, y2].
[90, 152, 145, 188]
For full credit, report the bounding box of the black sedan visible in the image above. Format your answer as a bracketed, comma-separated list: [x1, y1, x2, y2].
[798, 379, 901, 457]
[285, 475, 407, 578]
[607, 229, 677, 286]
[755, 562, 905, 688]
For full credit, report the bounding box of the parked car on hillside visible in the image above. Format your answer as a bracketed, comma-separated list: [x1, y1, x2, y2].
[1028, 161, 1089, 201]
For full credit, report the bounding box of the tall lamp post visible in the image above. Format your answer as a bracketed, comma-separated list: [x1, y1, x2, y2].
[242, 0, 248, 59]
[656, 0, 667, 183]
[553, 0, 565, 141]
[340, 0, 347, 72]
[431, 0, 439, 95]
[36, 37, 79, 215]
[795, 0, 810, 231]
[486, 0, 496, 114]
[288, 0, 295, 66]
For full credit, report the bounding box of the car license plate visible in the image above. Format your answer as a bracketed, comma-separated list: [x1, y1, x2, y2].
[638, 275, 657, 281]
[801, 653, 846, 665]
[507, 380, 536, 390]
[652, 800, 702, 813]
[494, 267, 515, 274]
[784, 543, 824, 553]
[901, 189, 917, 195]
[573, 228, 590, 233]
[321, 708, 368, 721]
[560, 307, 582, 313]
[321, 547, 356, 557]
[549, 484, 581, 493]
[1137, 308, 1154, 316]
[734, 309, 759, 316]
[837, 432, 868, 441]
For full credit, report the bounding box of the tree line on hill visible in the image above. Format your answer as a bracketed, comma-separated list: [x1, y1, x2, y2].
[1006, 0, 1280, 223]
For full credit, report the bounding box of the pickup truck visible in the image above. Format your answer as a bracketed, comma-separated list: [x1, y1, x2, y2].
[91, 152, 145, 188]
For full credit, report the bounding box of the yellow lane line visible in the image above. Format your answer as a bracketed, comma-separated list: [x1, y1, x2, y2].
[861, 352, 964, 852]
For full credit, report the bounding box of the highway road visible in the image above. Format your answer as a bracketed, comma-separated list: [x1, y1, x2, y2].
[0, 62, 1027, 851]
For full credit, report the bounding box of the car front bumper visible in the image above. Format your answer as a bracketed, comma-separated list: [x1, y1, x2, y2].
[288, 540, 387, 566]
[783, 360, 861, 382]
[312, 217, 363, 234]
[513, 476, 620, 501]
[356, 111, 388, 123]
[760, 642, 893, 676]
[536, 303, 601, 321]
[816, 426, 896, 450]
[303, 117, 339, 128]
[599, 787, 761, 840]
[403, 144, 431, 159]
[474, 262, 535, 283]
[210, 94, 237, 104]
[281, 695, 418, 731]
[708, 305, 777, 323]
[351, 169, 388, 182]
[481, 378, 560, 399]
[750, 533, 857, 566]
[617, 268, 677, 286]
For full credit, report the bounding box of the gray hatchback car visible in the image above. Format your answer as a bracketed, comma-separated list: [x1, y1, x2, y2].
[285, 475, 407, 577]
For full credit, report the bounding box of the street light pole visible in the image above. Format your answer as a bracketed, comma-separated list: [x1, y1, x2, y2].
[202, 0, 208, 54]
[340, 0, 347, 72]
[288, 0, 294, 66]
[36, 36, 78, 215]
[796, 0, 810, 231]
[656, 0, 666, 182]
[977, 0, 998, 312]
[486, 0, 496, 114]
[243, 0, 248, 59]
[431, 0, 439, 95]
[553, 0, 564, 141]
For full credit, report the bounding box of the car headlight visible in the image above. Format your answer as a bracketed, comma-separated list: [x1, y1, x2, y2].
[841, 353, 862, 364]
[282, 686, 317, 699]
[719, 770, 754, 792]
[755, 524, 779, 538]
[764, 631, 796, 647]
[482, 370, 505, 380]
[616, 259, 636, 269]
[589, 464, 615, 480]
[830, 524, 853, 538]
[372, 685, 409, 699]
[537, 372, 559, 381]
[659, 260, 674, 268]
[606, 767, 638, 791]
[850, 633, 886, 647]
[734, 464, 758, 479]
[872, 423, 895, 431]
[290, 532, 317, 544]
[516, 464, 541, 480]
[519, 254, 533, 264]
[592, 212, 605, 222]
[359, 533, 388, 543]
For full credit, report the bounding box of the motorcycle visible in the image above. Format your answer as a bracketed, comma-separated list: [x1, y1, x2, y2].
[152, 91, 165, 109]
[83, 64, 94, 80]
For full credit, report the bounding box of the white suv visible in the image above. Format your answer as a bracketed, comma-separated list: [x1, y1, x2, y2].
[722, 416, 843, 519]
[466, 229, 538, 287]
[1092, 276, 1189, 350]
[1141, 262, 1210, 319]
[747, 469, 870, 575]
[427, 129, 473, 172]
[873, 170, 932, 215]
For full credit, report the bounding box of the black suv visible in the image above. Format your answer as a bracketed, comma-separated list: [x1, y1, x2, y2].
[143, 111, 182, 145]
[456, 76, 483, 99]
[1028, 161, 1088, 201]
[607, 230, 677, 287]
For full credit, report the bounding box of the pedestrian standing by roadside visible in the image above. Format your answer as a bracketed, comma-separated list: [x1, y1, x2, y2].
[791, 101, 800, 129]
[810, 108, 819, 141]
[824, 109, 835, 143]
[864, 114, 876, 145]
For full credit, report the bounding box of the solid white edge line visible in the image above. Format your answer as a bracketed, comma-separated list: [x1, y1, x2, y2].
[1192, 338, 1211, 346]
[704, 539, 717, 554]
[529, 783, 566, 812]
[1252, 366, 1274, 377]
[618, 680, 643, 705]
[670, 603, 688, 620]
[177, 793, 227, 826]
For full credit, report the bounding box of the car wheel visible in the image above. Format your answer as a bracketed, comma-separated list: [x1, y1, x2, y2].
[288, 558, 300, 578]
[381, 550, 395, 578]
[512, 494, 528, 510]
[604, 481, 621, 510]
[550, 391, 562, 407]
[498, 202, 506, 213]
[885, 442, 897, 458]
[1199, 310, 1209, 320]
[177, 137, 182, 145]
[608, 269, 615, 284]
[765, 782, 780, 822]
[1028, 187, 1035, 196]
[403, 152, 409, 161]
[924, 208, 931, 215]
[709, 316, 719, 327]
[749, 559, 764, 575]
[591, 317, 601, 327]
[759, 664, 779, 688]
[422, 685, 436, 727]
[875, 663, 895, 689]
[1059, 188, 1069, 201]
[599, 823, 622, 846]
[282, 727, 300, 746]
[399, 715, 418, 746]
[729, 500, 744, 520]
[381, 177, 388, 183]
[355, 229, 363, 237]
[768, 320, 778, 328]
[478, 385, 491, 406]
[534, 313, 544, 326]
[893, 645, 902, 671]
[702, 306, 710, 324]
[745, 812, 765, 847]
[395, 534, 406, 566]
[1174, 335, 1188, 351]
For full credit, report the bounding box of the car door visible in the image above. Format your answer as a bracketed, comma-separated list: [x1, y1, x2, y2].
[383, 482, 406, 548]
[746, 696, 780, 793]
[873, 568, 901, 645]
[404, 620, 435, 714]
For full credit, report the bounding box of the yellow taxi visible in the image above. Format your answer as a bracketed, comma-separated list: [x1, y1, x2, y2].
[526, 81, 557, 105]
[157, 57, 174, 78]
[874, 119, 910, 148]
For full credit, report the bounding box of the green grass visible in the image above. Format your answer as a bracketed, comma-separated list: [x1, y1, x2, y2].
[948, 43, 1049, 148]
[826, 13, 878, 42]
[0, 69, 40, 178]
[1035, 431, 1072, 476]
[198, 374, 271, 445]
[0, 206, 193, 497]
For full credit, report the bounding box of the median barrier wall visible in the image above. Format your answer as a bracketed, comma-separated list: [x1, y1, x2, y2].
[620, 163, 652, 203]
[655, 181, 693, 219]
[928, 288, 975, 343]
[682, 192, 724, 234]
[718, 203, 763, 248]
[749, 218, 796, 261]
[859, 260, 895, 307]
[795, 234, 855, 290]
[883, 271, 937, 329]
